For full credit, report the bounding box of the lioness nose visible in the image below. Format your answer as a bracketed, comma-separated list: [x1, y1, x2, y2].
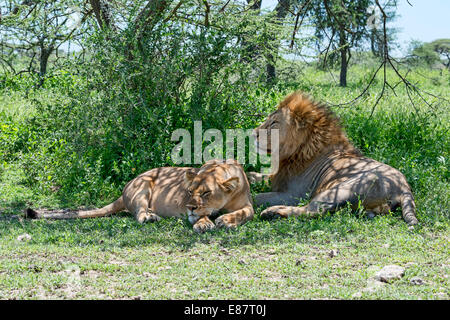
[186, 204, 197, 211]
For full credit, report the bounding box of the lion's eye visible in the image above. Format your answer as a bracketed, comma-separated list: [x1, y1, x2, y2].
[187, 190, 193, 196]
[202, 191, 211, 197]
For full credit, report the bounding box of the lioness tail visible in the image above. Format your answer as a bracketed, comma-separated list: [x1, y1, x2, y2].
[25, 196, 125, 220]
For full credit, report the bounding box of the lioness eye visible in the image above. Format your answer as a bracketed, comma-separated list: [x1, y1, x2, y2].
[202, 191, 211, 197]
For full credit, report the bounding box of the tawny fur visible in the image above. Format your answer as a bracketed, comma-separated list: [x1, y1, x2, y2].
[271, 92, 361, 191]
[26, 159, 254, 233]
[253, 91, 418, 226]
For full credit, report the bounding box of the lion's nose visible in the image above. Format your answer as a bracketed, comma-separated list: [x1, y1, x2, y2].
[186, 204, 198, 211]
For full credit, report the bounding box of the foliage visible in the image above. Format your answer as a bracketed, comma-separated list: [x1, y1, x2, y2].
[429, 39, 450, 68]
[408, 41, 440, 67]
[406, 39, 450, 69]
[0, 0, 90, 85]
[1, 4, 288, 204]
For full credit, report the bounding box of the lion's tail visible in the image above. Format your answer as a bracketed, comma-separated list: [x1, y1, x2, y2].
[400, 191, 418, 226]
[25, 196, 125, 220]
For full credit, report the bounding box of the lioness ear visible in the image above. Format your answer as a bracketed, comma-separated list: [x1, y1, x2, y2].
[184, 169, 197, 184]
[220, 176, 239, 192]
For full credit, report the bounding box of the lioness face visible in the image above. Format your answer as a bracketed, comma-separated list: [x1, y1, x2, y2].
[253, 107, 300, 158]
[184, 168, 239, 224]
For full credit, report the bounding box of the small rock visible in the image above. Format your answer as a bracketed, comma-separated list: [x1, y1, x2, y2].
[374, 265, 405, 283]
[328, 249, 339, 258]
[198, 289, 207, 294]
[410, 277, 425, 285]
[238, 259, 246, 265]
[17, 234, 32, 242]
[408, 225, 415, 231]
[382, 243, 390, 249]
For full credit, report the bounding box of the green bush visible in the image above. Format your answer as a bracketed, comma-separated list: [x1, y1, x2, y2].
[10, 21, 277, 204]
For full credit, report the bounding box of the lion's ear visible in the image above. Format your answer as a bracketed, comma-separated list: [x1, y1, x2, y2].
[184, 169, 197, 184]
[220, 176, 239, 192]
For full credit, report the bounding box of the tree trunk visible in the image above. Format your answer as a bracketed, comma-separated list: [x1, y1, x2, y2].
[339, 29, 348, 87]
[89, 0, 114, 30]
[265, 0, 290, 84]
[370, 29, 377, 56]
[38, 46, 52, 87]
[266, 59, 276, 83]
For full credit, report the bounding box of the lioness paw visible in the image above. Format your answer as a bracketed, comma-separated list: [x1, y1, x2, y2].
[260, 206, 290, 220]
[137, 212, 161, 224]
[193, 218, 215, 233]
[215, 214, 237, 229]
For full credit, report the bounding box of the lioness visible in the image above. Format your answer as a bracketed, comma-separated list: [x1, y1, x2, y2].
[26, 159, 254, 233]
[253, 91, 418, 226]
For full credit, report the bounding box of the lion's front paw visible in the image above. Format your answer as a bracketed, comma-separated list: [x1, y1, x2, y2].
[193, 218, 215, 233]
[260, 206, 290, 220]
[137, 212, 161, 224]
[215, 214, 237, 229]
[246, 172, 264, 184]
[146, 213, 161, 223]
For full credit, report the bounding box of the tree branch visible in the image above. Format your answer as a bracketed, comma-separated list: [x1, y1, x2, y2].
[289, 0, 312, 49]
[88, 0, 114, 30]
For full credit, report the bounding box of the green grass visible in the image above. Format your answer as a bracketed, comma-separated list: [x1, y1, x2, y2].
[0, 65, 449, 299]
[1, 206, 448, 299]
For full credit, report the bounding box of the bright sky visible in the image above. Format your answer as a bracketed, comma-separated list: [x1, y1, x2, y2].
[394, 0, 450, 52]
[262, 0, 450, 56]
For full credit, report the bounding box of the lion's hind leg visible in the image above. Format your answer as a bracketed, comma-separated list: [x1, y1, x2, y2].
[260, 186, 359, 219]
[131, 194, 161, 224]
[122, 177, 160, 224]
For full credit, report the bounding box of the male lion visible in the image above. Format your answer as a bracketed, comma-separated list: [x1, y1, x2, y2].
[253, 91, 418, 226]
[26, 159, 254, 233]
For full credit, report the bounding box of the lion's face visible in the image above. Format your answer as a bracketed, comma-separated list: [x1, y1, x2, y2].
[184, 166, 240, 224]
[253, 106, 303, 159]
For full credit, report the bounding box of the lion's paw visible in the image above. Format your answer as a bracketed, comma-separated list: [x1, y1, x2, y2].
[146, 213, 161, 223]
[260, 206, 290, 220]
[246, 172, 264, 184]
[193, 218, 215, 233]
[215, 214, 237, 229]
[137, 212, 161, 224]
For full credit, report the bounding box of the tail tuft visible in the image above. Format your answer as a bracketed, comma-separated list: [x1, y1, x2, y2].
[25, 208, 40, 219]
[400, 192, 419, 226]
